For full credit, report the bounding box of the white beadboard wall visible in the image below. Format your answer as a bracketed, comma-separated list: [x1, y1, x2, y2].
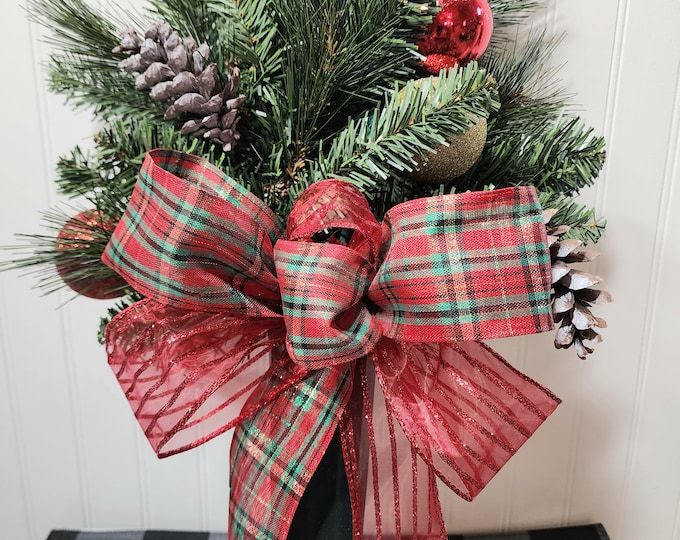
[2, 1, 680, 539]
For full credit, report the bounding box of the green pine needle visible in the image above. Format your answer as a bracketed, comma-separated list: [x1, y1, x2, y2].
[298, 64, 500, 215]
[28, 0, 159, 120]
[489, 0, 543, 28]
[540, 191, 607, 245]
[470, 115, 606, 195]
[1, 207, 131, 297]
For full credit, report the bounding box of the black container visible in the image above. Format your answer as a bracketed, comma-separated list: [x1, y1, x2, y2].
[288, 430, 352, 540]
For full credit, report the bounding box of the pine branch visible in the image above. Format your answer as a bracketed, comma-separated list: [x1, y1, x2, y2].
[56, 119, 248, 208]
[471, 114, 605, 194]
[27, 0, 122, 62]
[272, 0, 437, 148]
[28, 0, 161, 120]
[296, 64, 499, 213]
[209, 0, 283, 80]
[148, 0, 226, 64]
[56, 147, 101, 197]
[540, 191, 607, 245]
[209, 0, 289, 188]
[1, 207, 130, 297]
[49, 55, 165, 119]
[457, 30, 606, 196]
[489, 0, 543, 28]
[148, 0, 282, 75]
[481, 31, 563, 108]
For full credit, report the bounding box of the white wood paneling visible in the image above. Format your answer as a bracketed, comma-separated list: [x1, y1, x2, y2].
[1, 1, 680, 539]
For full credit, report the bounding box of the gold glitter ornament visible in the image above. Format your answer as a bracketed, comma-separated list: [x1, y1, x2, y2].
[410, 116, 487, 184]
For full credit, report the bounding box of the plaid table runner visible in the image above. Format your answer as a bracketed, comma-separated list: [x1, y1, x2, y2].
[48, 524, 610, 540]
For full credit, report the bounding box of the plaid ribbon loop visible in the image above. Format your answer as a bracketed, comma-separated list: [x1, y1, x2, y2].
[276, 178, 556, 371]
[102, 150, 561, 539]
[276, 179, 384, 370]
[275, 238, 382, 369]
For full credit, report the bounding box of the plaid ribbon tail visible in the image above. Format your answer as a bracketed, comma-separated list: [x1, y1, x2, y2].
[229, 366, 353, 539]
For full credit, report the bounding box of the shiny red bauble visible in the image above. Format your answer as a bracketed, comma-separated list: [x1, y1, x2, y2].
[419, 0, 494, 74]
[56, 210, 127, 299]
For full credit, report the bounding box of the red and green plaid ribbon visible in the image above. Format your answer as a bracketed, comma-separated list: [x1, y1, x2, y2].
[102, 150, 560, 539]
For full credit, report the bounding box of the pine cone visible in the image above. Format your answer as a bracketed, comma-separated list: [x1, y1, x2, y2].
[544, 209, 613, 359]
[114, 22, 245, 152]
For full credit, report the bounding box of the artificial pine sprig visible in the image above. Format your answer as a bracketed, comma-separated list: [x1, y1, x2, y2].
[475, 115, 606, 194]
[208, 0, 283, 82]
[56, 119, 249, 205]
[1, 207, 130, 297]
[271, 0, 437, 147]
[457, 32, 607, 196]
[489, 0, 542, 29]
[539, 191, 606, 245]
[297, 64, 499, 213]
[148, 0, 229, 68]
[482, 31, 563, 107]
[28, 0, 163, 119]
[27, 0, 122, 63]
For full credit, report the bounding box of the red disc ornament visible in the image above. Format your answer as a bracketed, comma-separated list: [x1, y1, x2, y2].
[56, 210, 127, 299]
[419, 0, 494, 74]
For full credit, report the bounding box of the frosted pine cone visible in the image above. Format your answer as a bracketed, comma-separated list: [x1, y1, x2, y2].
[544, 209, 613, 359]
[114, 22, 245, 152]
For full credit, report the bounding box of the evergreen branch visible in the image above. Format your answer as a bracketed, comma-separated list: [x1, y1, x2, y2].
[209, 0, 283, 78]
[489, 96, 564, 136]
[49, 55, 164, 119]
[271, 0, 437, 148]
[148, 0, 247, 69]
[1, 207, 130, 297]
[208, 0, 289, 190]
[489, 0, 542, 28]
[459, 30, 606, 196]
[56, 119, 242, 208]
[296, 64, 499, 212]
[148, 0, 219, 46]
[28, 0, 160, 119]
[481, 31, 563, 108]
[27, 0, 121, 62]
[56, 146, 101, 197]
[471, 114, 605, 195]
[540, 191, 607, 245]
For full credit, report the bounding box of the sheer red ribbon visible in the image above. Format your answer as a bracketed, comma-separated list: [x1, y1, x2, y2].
[103, 150, 560, 539]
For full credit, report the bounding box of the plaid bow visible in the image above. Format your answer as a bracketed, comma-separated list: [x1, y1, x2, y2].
[102, 150, 560, 539]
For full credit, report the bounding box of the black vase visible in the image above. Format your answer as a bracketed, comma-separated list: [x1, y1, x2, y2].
[288, 429, 352, 540]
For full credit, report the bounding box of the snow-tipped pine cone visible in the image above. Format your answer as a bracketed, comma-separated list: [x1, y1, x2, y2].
[544, 209, 613, 359]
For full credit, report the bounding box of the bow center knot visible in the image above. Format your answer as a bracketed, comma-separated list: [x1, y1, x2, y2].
[274, 180, 384, 370]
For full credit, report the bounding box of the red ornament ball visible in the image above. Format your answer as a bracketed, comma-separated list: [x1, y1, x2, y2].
[56, 210, 126, 300]
[419, 0, 494, 74]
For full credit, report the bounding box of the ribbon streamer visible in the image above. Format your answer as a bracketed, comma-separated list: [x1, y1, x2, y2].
[103, 150, 560, 539]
